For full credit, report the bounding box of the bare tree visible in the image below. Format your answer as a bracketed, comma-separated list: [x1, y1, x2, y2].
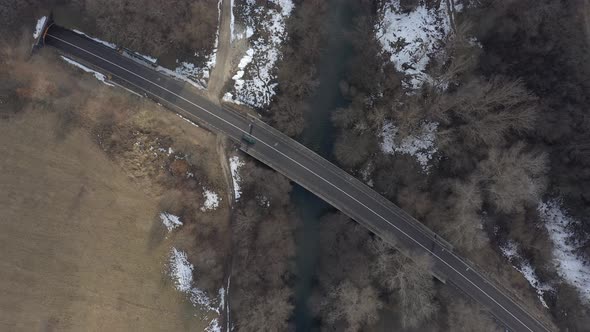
[439, 76, 537, 149]
[321, 280, 382, 331]
[333, 131, 375, 168]
[240, 162, 292, 208]
[430, 21, 480, 88]
[477, 142, 548, 214]
[446, 296, 502, 332]
[231, 162, 296, 331]
[370, 241, 438, 329]
[439, 178, 488, 251]
[238, 288, 293, 332]
[82, 0, 218, 59]
[270, 95, 308, 137]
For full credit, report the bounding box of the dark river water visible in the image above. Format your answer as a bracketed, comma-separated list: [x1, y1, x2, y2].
[292, 0, 356, 330]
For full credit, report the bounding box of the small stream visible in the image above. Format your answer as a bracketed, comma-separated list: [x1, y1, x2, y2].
[292, 0, 356, 330]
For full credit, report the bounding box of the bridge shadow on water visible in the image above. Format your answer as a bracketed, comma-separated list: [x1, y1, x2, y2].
[292, 0, 356, 330]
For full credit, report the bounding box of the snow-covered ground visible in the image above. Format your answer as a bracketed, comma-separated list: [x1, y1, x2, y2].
[201, 188, 221, 211]
[205, 318, 221, 332]
[160, 212, 183, 232]
[223, 0, 294, 108]
[229, 155, 244, 201]
[72, 29, 117, 49]
[204, 287, 226, 332]
[177, 114, 200, 128]
[168, 248, 217, 311]
[376, 0, 454, 89]
[60, 56, 114, 87]
[153, 65, 204, 90]
[33, 16, 47, 39]
[500, 241, 552, 308]
[230, 0, 237, 41]
[168, 248, 226, 330]
[72, 29, 157, 67]
[379, 120, 438, 171]
[538, 199, 590, 303]
[169, 248, 196, 293]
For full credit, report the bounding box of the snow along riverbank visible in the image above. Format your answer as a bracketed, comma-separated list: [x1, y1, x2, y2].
[375, 0, 454, 90]
[538, 199, 590, 303]
[223, 0, 294, 108]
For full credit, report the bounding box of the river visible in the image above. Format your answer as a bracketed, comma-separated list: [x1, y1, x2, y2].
[292, 0, 356, 330]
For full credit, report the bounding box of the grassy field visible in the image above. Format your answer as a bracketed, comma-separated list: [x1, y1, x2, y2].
[0, 110, 210, 331]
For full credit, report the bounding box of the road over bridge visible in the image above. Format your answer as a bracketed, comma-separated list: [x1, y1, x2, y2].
[43, 24, 552, 332]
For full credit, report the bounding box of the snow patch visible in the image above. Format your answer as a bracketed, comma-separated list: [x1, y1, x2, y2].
[201, 188, 221, 211]
[500, 241, 552, 308]
[376, 0, 453, 89]
[168, 250, 228, 330]
[230, 0, 236, 40]
[160, 212, 183, 232]
[225, 0, 294, 108]
[169, 248, 195, 293]
[155, 65, 205, 90]
[60, 56, 115, 87]
[275, 0, 294, 15]
[206, 319, 221, 332]
[176, 114, 200, 127]
[379, 120, 438, 171]
[229, 156, 244, 201]
[204, 288, 226, 332]
[538, 199, 590, 302]
[168, 248, 218, 311]
[218, 287, 225, 308]
[174, 61, 208, 88]
[139, 53, 157, 64]
[72, 29, 117, 49]
[33, 16, 47, 39]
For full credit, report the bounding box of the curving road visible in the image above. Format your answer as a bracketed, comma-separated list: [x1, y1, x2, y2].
[43, 24, 552, 332]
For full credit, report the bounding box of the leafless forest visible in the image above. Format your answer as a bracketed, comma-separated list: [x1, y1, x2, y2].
[319, 0, 589, 330]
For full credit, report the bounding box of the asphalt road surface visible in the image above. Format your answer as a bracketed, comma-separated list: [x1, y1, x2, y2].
[44, 25, 552, 332]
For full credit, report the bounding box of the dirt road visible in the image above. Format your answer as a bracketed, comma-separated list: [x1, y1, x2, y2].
[207, 0, 234, 101]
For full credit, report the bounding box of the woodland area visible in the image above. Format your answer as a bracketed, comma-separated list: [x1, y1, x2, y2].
[266, 0, 590, 330]
[269, 0, 329, 137]
[1, 0, 218, 68]
[230, 161, 297, 331]
[324, 0, 588, 330]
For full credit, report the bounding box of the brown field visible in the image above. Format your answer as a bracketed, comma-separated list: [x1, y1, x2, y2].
[0, 110, 211, 331]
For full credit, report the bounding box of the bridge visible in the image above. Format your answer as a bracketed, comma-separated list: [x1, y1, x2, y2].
[41, 24, 552, 332]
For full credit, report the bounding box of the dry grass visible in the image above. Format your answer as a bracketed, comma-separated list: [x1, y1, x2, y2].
[0, 110, 209, 331]
[0, 41, 234, 330]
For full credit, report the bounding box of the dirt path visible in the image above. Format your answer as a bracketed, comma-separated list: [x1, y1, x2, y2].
[208, 0, 234, 102]
[216, 134, 234, 205]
